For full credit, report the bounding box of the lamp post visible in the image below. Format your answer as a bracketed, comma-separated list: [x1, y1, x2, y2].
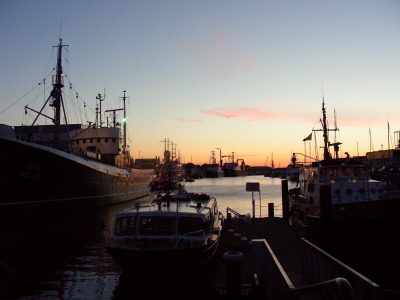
[215, 147, 222, 169]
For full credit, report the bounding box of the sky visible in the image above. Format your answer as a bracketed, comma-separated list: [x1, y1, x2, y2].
[1, 0, 399, 168]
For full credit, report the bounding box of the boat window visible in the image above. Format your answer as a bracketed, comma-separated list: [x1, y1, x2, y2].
[353, 167, 362, 176]
[83, 139, 86, 144]
[178, 217, 205, 236]
[97, 138, 101, 143]
[320, 169, 327, 178]
[342, 167, 351, 176]
[114, 216, 135, 236]
[105, 138, 108, 143]
[330, 168, 338, 177]
[139, 216, 174, 236]
[90, 138, 93, 143]
[76, 140, 79, 144]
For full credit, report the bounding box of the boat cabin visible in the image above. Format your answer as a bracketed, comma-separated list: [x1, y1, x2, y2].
[111, 193, 221, 249]
[298, 159, 382, 206]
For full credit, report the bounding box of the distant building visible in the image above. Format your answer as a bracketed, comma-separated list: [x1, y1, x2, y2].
[366, 149, 400, 169]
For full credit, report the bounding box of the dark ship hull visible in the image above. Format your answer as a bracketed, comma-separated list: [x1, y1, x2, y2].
[223, 168, 247, 177]
[0, 136, 153, 207]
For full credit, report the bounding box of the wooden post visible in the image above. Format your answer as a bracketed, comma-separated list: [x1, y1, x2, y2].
[268, 203, 274, 217]
[281, 180, 289, 222]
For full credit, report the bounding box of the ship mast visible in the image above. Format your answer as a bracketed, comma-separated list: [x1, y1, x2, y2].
[26, 39, 68, 149]
[121, 90, 127, 154]
[322, 98, 330, 160]
[315, 97, 340, 160]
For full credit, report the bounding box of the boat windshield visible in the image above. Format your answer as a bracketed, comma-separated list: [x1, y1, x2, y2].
[139, 216, 175, 236]
[114, 216, 135, 236]
[177, 217, 205, 236]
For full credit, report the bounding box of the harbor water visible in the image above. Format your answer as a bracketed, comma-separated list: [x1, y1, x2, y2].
[0, 176, 294, 299]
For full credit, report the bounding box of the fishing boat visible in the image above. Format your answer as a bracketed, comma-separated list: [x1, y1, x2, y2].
[223, 152, 247, 177]
[287, 98, 400, 241]
[151, 138, 185, 191]
[102, 191, 224, 277]
[203, 151, 224, 178]
[286, 154, 303, 181]
[0, 39, 154, 208]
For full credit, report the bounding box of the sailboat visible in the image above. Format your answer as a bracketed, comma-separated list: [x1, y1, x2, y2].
[0, 39, 154, 208]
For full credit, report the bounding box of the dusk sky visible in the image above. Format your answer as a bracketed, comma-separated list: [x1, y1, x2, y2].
[1, 1, 399, 167]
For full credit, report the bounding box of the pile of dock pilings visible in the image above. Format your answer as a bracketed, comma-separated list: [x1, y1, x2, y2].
[213, 180, 400, 299]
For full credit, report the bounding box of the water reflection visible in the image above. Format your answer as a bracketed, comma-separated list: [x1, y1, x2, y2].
[0, 177, 294, 299]
[0, 196, 152, 299]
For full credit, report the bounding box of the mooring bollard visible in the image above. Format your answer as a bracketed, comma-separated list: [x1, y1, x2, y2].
[223, 251, 244, 294]
[268, 202, 274, 217]
[281, 179, 289, 222]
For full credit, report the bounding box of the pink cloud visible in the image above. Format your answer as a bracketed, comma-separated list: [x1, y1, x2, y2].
[200, 107, 278, 121]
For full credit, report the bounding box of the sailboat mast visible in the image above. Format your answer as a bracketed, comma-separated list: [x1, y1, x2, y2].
[322, 98, 330, 160]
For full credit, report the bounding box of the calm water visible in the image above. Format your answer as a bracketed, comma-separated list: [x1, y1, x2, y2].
[184, 175, 297, 218]
[0, 176, 294, 299]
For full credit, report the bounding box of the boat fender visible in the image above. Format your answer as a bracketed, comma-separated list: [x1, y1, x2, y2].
[346, 188, 352, 195]
[335, 189, 341, 196]
[359, 188, 365, 195]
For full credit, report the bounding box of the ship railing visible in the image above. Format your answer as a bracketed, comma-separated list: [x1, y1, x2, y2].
[225, 207, 253, 241]
[300, 238, 383, 300]
[251, 239, 355, 299]
[269, 277, 355, 299]
[226, 207, 252, 226]
[253, 238, 389, 300]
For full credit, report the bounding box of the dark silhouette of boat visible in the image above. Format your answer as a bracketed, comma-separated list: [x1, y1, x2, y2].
[0, 39, 153, 208]
[103, 191, 223, 279]
[288, 98, 400, 249]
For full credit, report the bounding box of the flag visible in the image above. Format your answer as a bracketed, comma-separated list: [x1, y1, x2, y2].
[303, 133, 312, 141]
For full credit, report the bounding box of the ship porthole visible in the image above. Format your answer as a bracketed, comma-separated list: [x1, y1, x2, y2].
[371, 188, 376, 194]
[346, 188, 352, 195]
[334, 189, 341, 195]
[359, 188, 365, 195]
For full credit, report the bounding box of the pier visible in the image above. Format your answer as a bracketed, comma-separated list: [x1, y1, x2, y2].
[212, 180, 400, 299]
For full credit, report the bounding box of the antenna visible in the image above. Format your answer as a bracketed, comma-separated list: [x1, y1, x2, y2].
[59, 17, 63, 39]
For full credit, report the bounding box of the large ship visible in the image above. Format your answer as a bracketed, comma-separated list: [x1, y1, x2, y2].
[203, 150, 224, 178]
[223, 152, 247, 177]
[0, 39, 154, 208]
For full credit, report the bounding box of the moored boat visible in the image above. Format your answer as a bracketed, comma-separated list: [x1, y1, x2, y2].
[102, 191, 224, 277]
[286, 154, 303, 182]
[151, 138, 185, 191]
[223, 152, 247, 177]
[203, 151, 224, 178]
[0, 39, 153, 208]
[287, 98, 400, 243]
